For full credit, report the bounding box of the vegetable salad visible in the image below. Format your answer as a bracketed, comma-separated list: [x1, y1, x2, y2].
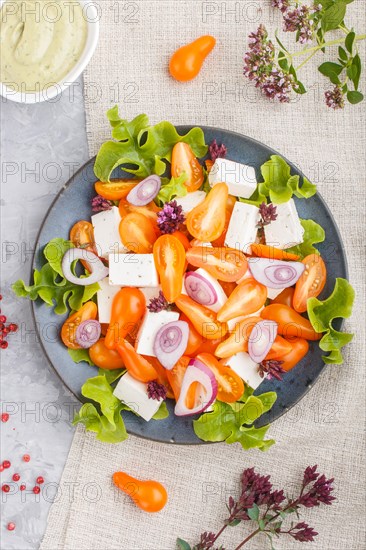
[13, 108, 355, 451]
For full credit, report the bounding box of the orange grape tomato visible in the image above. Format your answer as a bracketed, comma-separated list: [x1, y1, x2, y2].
[70, 220, 96, 253]
[218, 280, 237, 297]
[205, 159, 214, 172]
[197, 353, 244, 403]
[211, 195, 237, 247]
[116, 341, 157, 383]
[95, 179, 139, 200]
[175, 294, 227, 340]
[260, 304, 322, 341]
[272, 287, 295, 307]
[119, 212, 157, 253]
[293, 254, 327, 313]
[105, 288, 146, 349]
[118, 200, 160, 231]
[61, 301, 98, 349]
[113, 472, 167, 513]
[153, 235, 186, 303]
[145, 356, 174, 399]
[179, 313, 203, 356]
[169, 35, 216, 82]
[186, 246, 248, 282]
[89, 338, 125, 370]
[166, 356, 191, 401]
[186, 183, 228, 242]
[265, 335, 293, 360]
[217, 278, 267, 322]
[171, 142, 204, 192]
[250, 243, 300, 261]
[215, 316, 262, 358]
[280, 337, 309, 371]
[195, 336, 223, 355]
[171, 231, 191, 250]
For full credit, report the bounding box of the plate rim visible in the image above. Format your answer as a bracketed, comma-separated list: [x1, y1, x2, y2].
[30, 126, 349, 441]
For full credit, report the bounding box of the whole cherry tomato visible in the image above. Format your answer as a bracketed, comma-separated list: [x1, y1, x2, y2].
[61, 302, 97, 349]
[272, 287, 295, 307]
[105, 288, 146, 349]
[197, 353, 244, 403]
[119, 212, 157, 253]
[166, 356, 190, 401]
[186, 183, 228, 241]
[116, 341, 157, 382]
[95, 179, 139, 200]
[169, 35, 216, 82]
[113, 472, 167, 513]
[293, 254, 327, 313]
[89, 338, 125, 370]
[175, 294, 227, 340]
[179, 313, 203, 356]
[144, 356, 174, 399]
[217, 278, 267, 322]
[260, 304, 322, 341]
[211, 195, 237, 247]
[215, 316, 262, 358]
[153, 235, 186, 302]
[186, 246, 248, 282]
[171, 142, 204, 191]
[280, 337, 309, 371]
[265, 335, 293, 360]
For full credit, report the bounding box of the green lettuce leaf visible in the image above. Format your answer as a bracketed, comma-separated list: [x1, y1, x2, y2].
[287, 219, 325, 259]
[307, 278, 355, 364]
[156, 173, 188, 204]
[98, 368, 125, 384]
[193, 392, 277, 451]
[68, 348, 94, 366]
[255, 155, 317, 204]
[12, 238, 99, 315]
[73, 374, 128, 443]
[94, 106, 208, 181]
[152, 401, 169, 420]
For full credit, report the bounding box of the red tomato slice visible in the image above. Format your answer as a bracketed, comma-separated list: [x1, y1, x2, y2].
[197, 353, 244, 403]
[293, 254, 327, 313]
[186, 246, 248, 282]
[171, 142, 204, 192]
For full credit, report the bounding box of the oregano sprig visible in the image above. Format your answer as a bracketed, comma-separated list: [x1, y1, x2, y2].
[177, 465, 335, 550]
[243, 1, 365, 108]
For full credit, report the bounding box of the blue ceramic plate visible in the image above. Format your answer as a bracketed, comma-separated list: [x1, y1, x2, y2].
[32, 127, 348, 444]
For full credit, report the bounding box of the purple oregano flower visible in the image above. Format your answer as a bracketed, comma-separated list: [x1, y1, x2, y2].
[157, 200, 185, 234]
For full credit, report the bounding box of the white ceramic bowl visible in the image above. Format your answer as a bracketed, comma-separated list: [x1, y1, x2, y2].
[0, 0, 99, 104]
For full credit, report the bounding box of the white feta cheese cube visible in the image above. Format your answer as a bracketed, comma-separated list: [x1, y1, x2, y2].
[139, 286, 162, 303]
[264, 199, 304, 250]
[91, 206, 126, 258]
[208, 158, 257, 198]
[113, 373, 162, 421]
[174, 191, 206, 214]
[109, 253, 159, 287]
[136, 310, 180, 356]
[97, 277, 121, 323]
[266, 287, 283, 300]
[225, 351, 265, 390]
[225, 202, 260, 253]
[183, 268, 227, 313]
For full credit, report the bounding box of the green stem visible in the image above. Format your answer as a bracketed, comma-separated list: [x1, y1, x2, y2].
[296, 48, 318, 70]
[234, 528, 261, 550]
[286, 34, 366, 59]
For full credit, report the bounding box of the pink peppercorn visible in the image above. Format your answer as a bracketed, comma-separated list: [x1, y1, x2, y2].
[32, 486, 40, 494]
[12, 473, 20, 482]
[1, 413, 9, 422]
[2, 484, 10, 493]
[7, 522, 15, 531]
[20, 484, 26, 491]
[22, 454, 30, 462]
[2, 460, 11, 469]
[36, 476, 44, 484]
[0, 341, 8, 349]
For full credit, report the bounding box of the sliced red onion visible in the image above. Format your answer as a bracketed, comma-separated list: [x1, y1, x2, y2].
[126, 175, 161, 206]
[248, 258, 304, 289]
[184, 271, 218, 306]
[175, 359, 218, 417]
[75, 320, 101, 348]
[61, 248, 108, 286]
[153, 321, 189, 370]
[248, 320, 278, 363]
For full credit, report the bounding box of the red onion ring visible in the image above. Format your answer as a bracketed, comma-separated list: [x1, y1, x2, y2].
[248, 258, 304, 289]
[126, 175, 161, 206]
[248, 320, 278, 363]
[75, 320, 101, 348]
[153, 321, 189, 370]
[174, 359, 218, 416]
[184, 271, 218, 306]
[61, 248, 108, 286]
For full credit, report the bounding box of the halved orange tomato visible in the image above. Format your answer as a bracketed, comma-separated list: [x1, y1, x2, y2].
[293, 254, 327, 313]
[171, 142, 204, 192]
[186, 246, 248, 282]
[95, 179, 139, 200]
[186, 183, 228, 242]
[197, 353, 244, 403]
[61, 302, 98, 349]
